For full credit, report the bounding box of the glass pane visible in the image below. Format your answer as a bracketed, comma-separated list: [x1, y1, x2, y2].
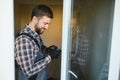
[68, 0, 115, 80]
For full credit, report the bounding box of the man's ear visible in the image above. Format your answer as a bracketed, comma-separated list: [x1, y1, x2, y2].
[32, 16, 38, 24]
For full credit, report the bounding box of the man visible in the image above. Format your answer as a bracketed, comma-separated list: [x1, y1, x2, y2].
[70, 17, 90, 80]
[15, 4, 61, 80]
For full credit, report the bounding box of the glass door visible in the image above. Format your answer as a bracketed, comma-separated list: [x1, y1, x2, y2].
[61, 0, 120, 80]
[69, 0, 114, 80]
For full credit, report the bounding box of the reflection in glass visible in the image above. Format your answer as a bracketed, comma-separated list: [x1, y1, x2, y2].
[70, 16, 90, 80]
[69, 0, 115, 80]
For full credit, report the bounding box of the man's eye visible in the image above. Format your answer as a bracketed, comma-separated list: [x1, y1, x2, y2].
[44, 23, 48, 25]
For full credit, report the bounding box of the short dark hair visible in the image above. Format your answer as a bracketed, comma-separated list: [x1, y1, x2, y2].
[31, 4, 53, 19]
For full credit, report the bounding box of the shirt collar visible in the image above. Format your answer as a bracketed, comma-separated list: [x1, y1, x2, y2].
[21, 24, 40, 38]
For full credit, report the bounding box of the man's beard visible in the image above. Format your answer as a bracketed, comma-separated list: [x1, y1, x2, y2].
[35, 24, 44, 35]
[36, 29, 41, 35]
[36, 29, 44, 35]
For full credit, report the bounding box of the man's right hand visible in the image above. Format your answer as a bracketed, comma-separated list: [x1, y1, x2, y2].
[46, 45, 61, 59]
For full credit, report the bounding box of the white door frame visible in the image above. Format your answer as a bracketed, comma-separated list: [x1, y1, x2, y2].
[60, 0, 72, 80]
[0, 0, 14, 80]
[108, 0, 120, 80]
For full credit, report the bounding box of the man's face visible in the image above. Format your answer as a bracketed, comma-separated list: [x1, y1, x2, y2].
[35, 16, 52, 34]
[71, 18, 77, 30]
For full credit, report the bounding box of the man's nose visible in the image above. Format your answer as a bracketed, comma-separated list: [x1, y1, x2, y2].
[45, 25, 49, 29]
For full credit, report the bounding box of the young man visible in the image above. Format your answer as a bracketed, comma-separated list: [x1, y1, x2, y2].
[15, 4, 61, 80]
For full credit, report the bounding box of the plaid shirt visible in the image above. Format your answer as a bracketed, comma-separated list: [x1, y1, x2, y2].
[71, 30, 90, 66]
[15, 25, 51, 77]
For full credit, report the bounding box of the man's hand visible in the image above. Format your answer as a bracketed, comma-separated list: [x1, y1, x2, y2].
[46, 45, 57, 53]
[46, 45, 61, 59]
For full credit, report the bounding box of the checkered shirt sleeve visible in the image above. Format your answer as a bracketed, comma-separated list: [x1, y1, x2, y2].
[72, 33, 90, 66]
[15, 36, 51, 77]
